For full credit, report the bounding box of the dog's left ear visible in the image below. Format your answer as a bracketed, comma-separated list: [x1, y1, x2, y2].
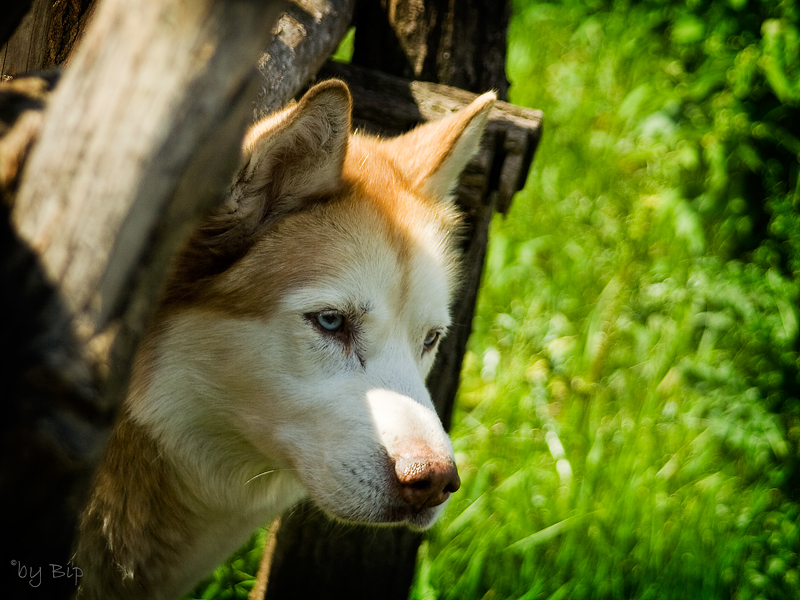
[384, 91, 496, 202]
[170, 81, 351, 289]
[186, 80, 351, 266]
[239, 79, 351, 205]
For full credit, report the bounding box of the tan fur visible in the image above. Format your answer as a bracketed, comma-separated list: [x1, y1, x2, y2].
[74, 79, 495, 600]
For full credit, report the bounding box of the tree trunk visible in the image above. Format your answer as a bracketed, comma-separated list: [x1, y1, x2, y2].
[263, 2, 539, 598]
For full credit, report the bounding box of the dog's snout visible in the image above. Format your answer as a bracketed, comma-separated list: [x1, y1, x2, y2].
[394, 455, 461, 511]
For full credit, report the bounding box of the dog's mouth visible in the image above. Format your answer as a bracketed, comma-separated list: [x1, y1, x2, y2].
[320, 497, 449, 531]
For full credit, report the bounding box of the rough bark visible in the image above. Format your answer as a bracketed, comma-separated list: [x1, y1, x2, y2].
[1, 0, 356, 112]
[0, 0, 98, 79]
[42, 0, 98, 67]
[255, 0, 357, 118]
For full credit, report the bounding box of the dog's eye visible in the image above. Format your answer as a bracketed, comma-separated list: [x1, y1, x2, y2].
[314, 311, 345, 332]
[423, 329, 441, 352]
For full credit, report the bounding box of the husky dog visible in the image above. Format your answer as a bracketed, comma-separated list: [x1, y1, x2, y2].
[74, 79, 495, 600]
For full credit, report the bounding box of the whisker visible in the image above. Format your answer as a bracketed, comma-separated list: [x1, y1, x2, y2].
[245, 470, 276, 485]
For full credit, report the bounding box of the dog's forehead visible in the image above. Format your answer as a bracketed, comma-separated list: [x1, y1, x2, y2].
[269, 189, 454, 319]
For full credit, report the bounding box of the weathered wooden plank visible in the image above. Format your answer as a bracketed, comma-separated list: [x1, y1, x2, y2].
[12, 0, 287, 386]
[0, 0, 51, 78]
[351, 0, 512, 100]
[0, 0, 33, 51]
[1, 0, 114, 79]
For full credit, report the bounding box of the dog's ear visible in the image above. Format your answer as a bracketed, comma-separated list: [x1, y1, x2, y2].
[239, 79, 351, 204]
[385, 91, 496, 202]
[193, 79, 351, 264]
[166, 81, 351, 294]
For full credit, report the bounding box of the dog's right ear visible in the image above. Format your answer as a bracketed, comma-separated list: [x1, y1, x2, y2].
[193, 80, 351, 267]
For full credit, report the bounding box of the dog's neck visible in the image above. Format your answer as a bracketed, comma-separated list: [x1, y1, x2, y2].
[74, 382, 304, 600]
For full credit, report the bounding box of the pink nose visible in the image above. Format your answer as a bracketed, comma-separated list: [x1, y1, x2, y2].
[394, 455, 461, 511]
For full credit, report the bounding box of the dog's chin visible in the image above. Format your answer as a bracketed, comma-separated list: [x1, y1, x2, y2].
[321, 501, 447, 531]
[402, 506, 445, 531]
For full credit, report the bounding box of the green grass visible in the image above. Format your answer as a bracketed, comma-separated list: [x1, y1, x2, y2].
[410, 1, 800, 599]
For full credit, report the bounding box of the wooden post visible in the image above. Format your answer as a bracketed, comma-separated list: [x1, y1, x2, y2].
[2, 1, 287, 596]
[0, 0, 98, 79]
[0, 0, 33, 52]
[351, 0, 511, 99]
[349, 0, 513, 432]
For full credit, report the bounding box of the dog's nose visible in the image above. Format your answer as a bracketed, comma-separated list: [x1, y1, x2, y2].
[394, 455, 461, 511]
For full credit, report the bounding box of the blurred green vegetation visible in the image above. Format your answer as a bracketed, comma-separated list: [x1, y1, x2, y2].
[411, 1, 800, 599]
[189, 1, 800, 599]
[187, 528, 265, 600]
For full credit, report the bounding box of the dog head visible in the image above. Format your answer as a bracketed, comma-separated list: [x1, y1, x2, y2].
[143, 80, 495, 529]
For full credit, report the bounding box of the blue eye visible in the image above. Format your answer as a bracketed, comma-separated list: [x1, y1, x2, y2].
[316, 311, 345, 332]
[423, 329, 441, 350]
